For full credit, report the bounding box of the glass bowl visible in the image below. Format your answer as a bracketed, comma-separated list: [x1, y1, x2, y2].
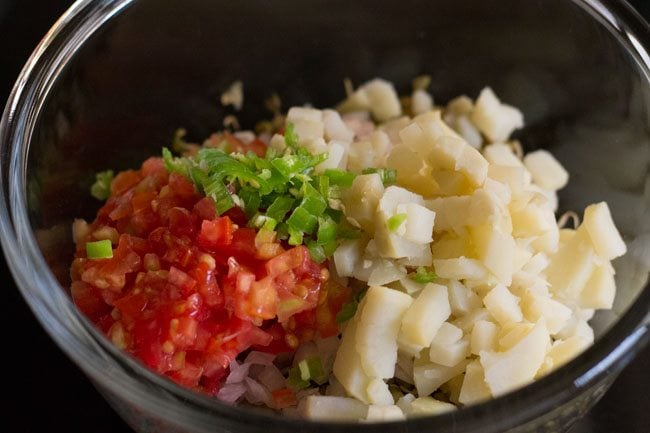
[2, 0, 650, 432]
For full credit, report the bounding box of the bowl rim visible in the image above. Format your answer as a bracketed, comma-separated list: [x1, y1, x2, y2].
[1, 0, 650, 431]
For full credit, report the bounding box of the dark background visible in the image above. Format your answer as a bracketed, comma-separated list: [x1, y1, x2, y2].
[1, 1, 649, 432]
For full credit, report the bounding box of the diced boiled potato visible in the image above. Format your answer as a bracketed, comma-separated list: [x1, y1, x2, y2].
[366, 378, 394, 406]
[380, 116, 412, 145]
[425, 196, 472, 233]
[511, 203, 556, 238]
[455, 115, 483, 149]
[467, 189, 512, 233]
[299, 396, 369, 421]
[521, 292, 572, 334]
[342, 173, 385, 234]
[470, 223, 515, 285]
[370, 131, 392, 164]
[457, 144, 489, 187]
[397, 246, 434, 267]
[368, 259, 407, 286]
[395, 202, 436, 244]
[316, 140, 348, 173]
[378, 185, 426, 215]
[522, 252, 549, 275]
[396, 393, 417, 414]
[429, 323, 470, 367]
[488, 164, 527, 195]
[530, 227, 560, 255]
[458, 360, 492, 405]
[471, 87, 524, 142]
[483, 284, 523, 325]
[362, 79, 402, 122]
[337, 87, 370, 114]
[399, 283, 451, 347]
[332, 316, 371, 402]
[386, 143, 441, 197]
[453, 308, 493, 332]
[523, 150, 569, 191]
[581, 202, 627, 260]
[547, 336, 591, 369]
[480, 320, 549, 396]
[287, 107, 325, 142]
[412, 89, 434, 115]
[434, 257, 488, 280]
[579, 264, 616, 309]
[347, 140, 377, 173]
[513, 242, 533, 273]
[414, 110, 463, 142]
[375, 226, 432, 260]
[333, 238, 366, 278]
[356, 286, 413, 378]
[546, 230, 597, 300]
[432, 169, 475, 196]
[498, 322, 535, 350]
[394, 277, 426, 295]
[428, 136, 488, 187]
[470, 320, 499, 355]
[483, 178, 512, 205]
[482, 143, 531, 184]
[447, 280, 482, 316]
[407, 397, 456, 416]
[413, 355, 469, 397]
[323, 109, 355, 143]
[431, 233, 473, 260]
[446, 95, 474, 116]
[365, 405, 405, 422]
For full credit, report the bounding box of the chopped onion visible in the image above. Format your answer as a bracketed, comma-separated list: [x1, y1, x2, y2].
[245, 351, 276, 366]
[244, 377, 274, 407]
[226, 360, 251, 384]
[217, 382, 247, 403]
[255, 364, 286, 391]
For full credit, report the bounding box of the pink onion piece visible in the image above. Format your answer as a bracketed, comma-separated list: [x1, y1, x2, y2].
[226, 360, 252, 384]
[255, 364, 286, 392]
[217, 382, 247, 403]
[244, 351, 275, 366]
[244, 377, 274, 408]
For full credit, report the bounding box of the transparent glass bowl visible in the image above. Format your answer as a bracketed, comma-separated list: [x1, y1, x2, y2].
[2, 0, 650, 432]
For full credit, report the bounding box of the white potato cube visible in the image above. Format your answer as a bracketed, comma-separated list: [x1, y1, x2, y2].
[299, 396, 368, 421]
[471, 87, 524, 142]
[365, 405, 405, 422]
[488, 164, 527, 194]
[356, 286, 413, 378]
[395, 202, 436, 244]
[480, 320, 549, 396]
[429, 323, 470, 367]
[433, 257, 488, 280]
[521, 292, 572, 334]
[498, 322, 535, 350]
[548, 336, 591, 369]
[407, 397, 456, 416]
[581, 202, 627, 260]
[366, 378, 394, 406]
[399, 283, 451, 347]
[523, 150, 569, 191]
[315, 140, 348, 173]
[287, 107, 324, 142]
[347, 140, 376, 173]
[470, 224, 515, 285]
[579, 264, 616, 309]
[363, 79, 402, 122]
[368, 259, 407, 286]
[333, 238, 366, 278]
[455, 115, 483, 149]
[425, 196, 472, 233]
[458, 360, 492, 405]
[546, 230, 598, 300]
[470, 320, 499, 355]
[342, 173, 384, 234]
[332, 316, 371, 402]
[483, 284, 523, 325]
[414, 356, 469, 397]
[322, 109, 355, 143]
[447, 280, 482, 316]
[412, 89, 434, 115]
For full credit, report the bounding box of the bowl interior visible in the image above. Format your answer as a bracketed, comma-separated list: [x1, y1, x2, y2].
[19, 0, 650, 428]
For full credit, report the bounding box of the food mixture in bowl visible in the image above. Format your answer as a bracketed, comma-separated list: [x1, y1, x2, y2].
[69, 78, 626, 422]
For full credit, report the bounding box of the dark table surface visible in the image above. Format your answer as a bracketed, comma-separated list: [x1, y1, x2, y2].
[2, 1, 650, 432]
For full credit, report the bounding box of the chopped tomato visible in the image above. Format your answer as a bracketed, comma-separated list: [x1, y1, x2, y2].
[70, 156, 346, 396]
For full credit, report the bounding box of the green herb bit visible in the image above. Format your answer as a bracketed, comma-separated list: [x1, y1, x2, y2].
[286, 207, 318, 234]
[298, 357, 327, 385]
[387, 213, 407, 232]
[410, 266, 437, 283]
[86, 239, 113, 259]
[265, 195, 296, 222]
[90, 170, 114, 201]
[324, 168, 356, 187]
[284, 122, 300, 149]
[316, 216, 337, 245]
[362, 167, 397, 186]
[287, 366, 310, 390]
